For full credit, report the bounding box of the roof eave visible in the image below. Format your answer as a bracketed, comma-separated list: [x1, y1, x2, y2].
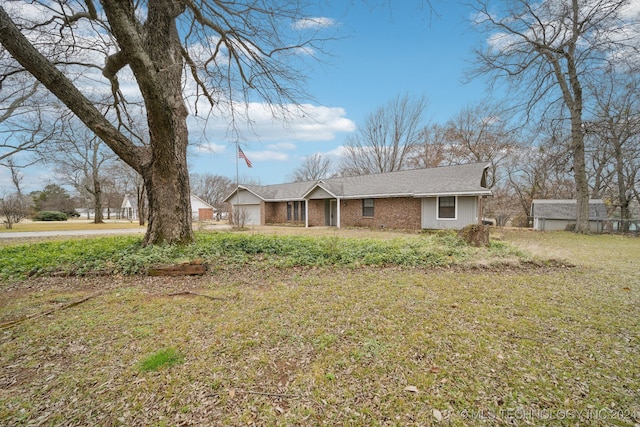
[414, 190, 492, 197]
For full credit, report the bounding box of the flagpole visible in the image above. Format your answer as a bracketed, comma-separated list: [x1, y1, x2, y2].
[235, 141, 239, 188]
[235, 140, 239, 208]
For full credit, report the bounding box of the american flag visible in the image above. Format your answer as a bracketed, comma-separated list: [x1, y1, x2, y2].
[238, 146, 252, 168]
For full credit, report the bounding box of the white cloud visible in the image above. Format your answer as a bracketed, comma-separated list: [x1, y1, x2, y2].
[267, 142, 297, 150]
[195, 142, 226, 154]
[622, 0, 640, 19]
[248, 150, 289, 162]
[188, 102, 355, 145]
[293, 17, 337, 30]
[322, 145, 348, 159]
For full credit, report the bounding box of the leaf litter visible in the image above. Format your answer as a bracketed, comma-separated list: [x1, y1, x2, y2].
[1, 230, 639, 425]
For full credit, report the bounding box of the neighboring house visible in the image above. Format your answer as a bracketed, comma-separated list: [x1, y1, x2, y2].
[120, 194, 215, 221]
[190, 194, 216, 221]
[120, 194, 139, 220]
[531, 199, 607, 232]
[224, 163, 492, 230]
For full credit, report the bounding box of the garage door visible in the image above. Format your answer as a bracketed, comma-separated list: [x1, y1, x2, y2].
[239, 204, 261, 225]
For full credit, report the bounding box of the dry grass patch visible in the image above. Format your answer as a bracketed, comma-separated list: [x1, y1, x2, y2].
[1, 231, 639, 425]
[0, 219, 146, 233]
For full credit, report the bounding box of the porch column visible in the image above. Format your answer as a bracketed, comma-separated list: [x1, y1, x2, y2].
[336, 197, 341, 228]
[305, 199, 309, 228]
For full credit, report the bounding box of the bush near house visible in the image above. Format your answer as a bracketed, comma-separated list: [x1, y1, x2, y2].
[33, 211, 68, 221]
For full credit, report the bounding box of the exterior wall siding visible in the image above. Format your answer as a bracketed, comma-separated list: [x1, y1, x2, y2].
[421, 196, 479, 230]
[340, 197, 422, 230]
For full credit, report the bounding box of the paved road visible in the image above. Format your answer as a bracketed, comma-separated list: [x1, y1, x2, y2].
[0, 224, 233, 239]
[0, 228, 148, 239]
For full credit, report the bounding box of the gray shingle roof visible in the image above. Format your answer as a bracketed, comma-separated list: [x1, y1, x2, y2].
[230, 163, 491, 201]
[531, 199, 607, 220]
[241, 181, 314, 201]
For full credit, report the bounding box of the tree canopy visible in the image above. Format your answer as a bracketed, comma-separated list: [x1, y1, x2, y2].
[0, 0, 331, 244]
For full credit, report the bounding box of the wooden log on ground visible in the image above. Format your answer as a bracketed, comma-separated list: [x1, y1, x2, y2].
[148, 260, 206, 276]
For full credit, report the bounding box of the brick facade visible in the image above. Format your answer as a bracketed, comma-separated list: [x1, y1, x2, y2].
[307, 199, 326, 227]
[264, 197, 422, 229]
[264, 201, 306, 225]
[340, 197, 422, 230]
[265, 202, 286, 224]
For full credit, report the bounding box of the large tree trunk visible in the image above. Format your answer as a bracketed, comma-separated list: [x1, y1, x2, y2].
[92, 159, 104, 224]
[571, 117, 590, 233]
[137, 186, 147, 226]
[568, 0, 590, 234]
[614, 141, 630, 232]
[93, 179, 104, 224]
[137, 0, 193, 245]
[141, 139, 192, 245]
[104, 0, 193, 245]
[0, 3, 195, 246]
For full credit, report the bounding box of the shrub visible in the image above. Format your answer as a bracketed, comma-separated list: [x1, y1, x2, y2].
[33, 211, 68, 221]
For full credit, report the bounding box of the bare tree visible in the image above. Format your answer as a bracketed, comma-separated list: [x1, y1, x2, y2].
[0, 158, 31, 228]
[442, 102, 515, 188]
[586, 69, 640, 229]
[469, 0, 637, 233]
[506, 127, 576, 220]
[50, 119, 117, 224]
[408, 123, 449, 169]
[289, 153, 333, 182]
[340, 94, 429, 176]
[190, 173, 234, 211]
[0, 1, 332, 245]
[107, 159, 147, 226]
[0, 76, 45, 163]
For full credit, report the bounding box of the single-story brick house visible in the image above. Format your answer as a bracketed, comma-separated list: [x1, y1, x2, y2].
[531, 199, 607, 232]
[224, 163, 492, 230]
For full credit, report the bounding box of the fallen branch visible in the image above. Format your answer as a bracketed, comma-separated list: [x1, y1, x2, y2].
[166, 291, 226, 301]
[0, 292, 102, 330]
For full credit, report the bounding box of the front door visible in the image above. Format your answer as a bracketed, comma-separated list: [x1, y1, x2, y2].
[324, 199, 338, 226]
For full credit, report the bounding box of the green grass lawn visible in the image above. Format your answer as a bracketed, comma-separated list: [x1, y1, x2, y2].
[0, 229, 638, 426]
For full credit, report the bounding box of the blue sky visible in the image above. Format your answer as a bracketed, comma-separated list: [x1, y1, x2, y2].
[188, 1, 491, 185]
[1, 1, 492, 193]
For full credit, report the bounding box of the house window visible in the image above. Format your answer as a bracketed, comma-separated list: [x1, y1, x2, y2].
[362, 199, 374, 217]
[438, 196, 456, 219]
[287, 201, 306, 222]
